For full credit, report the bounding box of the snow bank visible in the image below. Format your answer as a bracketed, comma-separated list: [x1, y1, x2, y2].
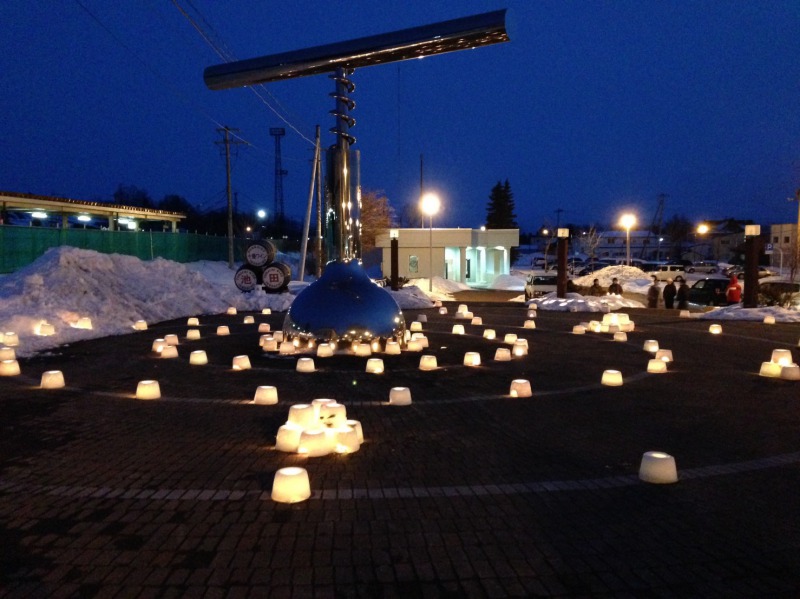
[528, 292, 645, 312]
[694, 304, 800, 323]
[488, 274, 525, 291]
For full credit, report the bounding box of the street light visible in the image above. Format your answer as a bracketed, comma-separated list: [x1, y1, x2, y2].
[420, 192, 440, 292]
[619, 213, 636, 266]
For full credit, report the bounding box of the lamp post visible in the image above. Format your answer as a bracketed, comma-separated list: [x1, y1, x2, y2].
[619, 213, 636, 266]
[743, 224, 760, 308]
[556, 228, 569, 298]
[420, 192, 440, 292]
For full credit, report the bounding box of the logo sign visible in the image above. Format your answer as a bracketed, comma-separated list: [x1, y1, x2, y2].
[764, 242, 774, 255]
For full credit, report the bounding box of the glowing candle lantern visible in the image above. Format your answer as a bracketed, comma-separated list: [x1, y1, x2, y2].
[0, 360, 20, 376]
[75, 317, 93, 329]
[243, 315, 255, 324]
[438, 307, 448, 315]
[471, 316, 483, 325]
[279, 341, 295, 355]
[410, 321, 423, 332]
[503, 333, 517, 344]
[708, 324, 722, 335]
[355, 343, 372, 357]
[186, 329, 201, 340]
[0, 347, 15, 361]
[572, 325, 586, 335]
[226, 307, 237, 315]
[419, 355, 438, 371]
[643, 340, 659, 353]
[275, 423, 303, 452]
[335, 426, 361, 453]
[494, 348, 511, 362]
[457, 304, 468, 313]
[613, 332, 627, 342]
[151, 338, 166, 353]
[601, 369, 623, 386]
[271, 467, 311, 503]
[311, 398, 335, 419]
[512, 340, 527, 356]
[622, 322, 635, 332]
[764, 315, 776, 325]
[655, 349, 673, 363]
[133, 320, 148, 331]
[404, 330, 411, 342]
[639, 451, 678, 484]
[189, 350, 208, 365]
[316, 343, 334, 358]
[136, 380, 161, 400]
[509, 379, 532, 398]
[463, 351, 481, 366]
[647, 359, 667, 373]
[261, 337, 277, 352]
[35, 322, 54, 336]
[216, 325, 230, 336]
[164, 334, 179, 346]
[160, 345, 178, 359]
[40, 370, 65, 389]
[417, 314, 428, 323]
[589, 321, 602, 333]
[345, 419, 364, 443]
[759, 361, 782, 378]
[292, 338, 301, 348]
[366, 358, 384, 374]
[273, 331, 284, 342]
[771, 349, 793, 366]
[616, 313, 630, 325]
[527, 310, 537, 318]
[232, 355, 251, 370]
[262, 308, 272, 315]
[405, 339, 422, 352]
[296, 358, 315, 373]
[253, 385, 278, 404]
[187, 317, 200, 326]
[258, 323, 271, 333]
[607, 324, 620, 334]
[410, 332, 427, 347]
[319, 402, 347, 427]
[389, 387, 412, 405]
[602, 313, 618, 326]
[369, 339, 380, 352]
[434, 300, 442, 307]
[385, 340, 401, 355]
[780, 364, 800, 380]
[600, 324, 610, 333]
[523, 320, 536, 329]
[460, 311, 474, 320]
[483, 329, 496, 340]
[288, 404, 317, 428]
[452, 324, 465, 335]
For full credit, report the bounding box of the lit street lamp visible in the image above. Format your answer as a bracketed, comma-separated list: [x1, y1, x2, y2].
[420, 192, 441, 292]
[619, 213, 636, 266]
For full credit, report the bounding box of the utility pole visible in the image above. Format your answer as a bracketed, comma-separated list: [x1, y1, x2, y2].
[554, 208, 564, 229]
[216, 126, 246, 269]
[419, 153, 424, 227]
[269, 128, 287, 226]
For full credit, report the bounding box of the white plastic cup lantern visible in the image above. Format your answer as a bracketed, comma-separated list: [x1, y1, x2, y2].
[759, 362, 782, 378]
[262, 308, 272, 315]
[763, 315, 776, 325]
[275, 423, 303, 452]
[0, 347, 16, 361]
[316, 343, 334, 358]
[346, 419, 364, 443]
[509, 379, 532, 398]
[253, 385, 278, 404]
[643, 339, 659, 353]
[296, 358, 315, 373]
[187, 317, 200, 326]
[438, 307, 448, 315]
[160, 345, 178, 359]
[243, 315, 255, 324]
[258, 323, 271, 333]
[0, 360, 21, 376]
[410, 321, 423, 332]
[75, 317, 93, 330]
[639, 451, 678, 484]
[503, 333, 517, 344]
[494, 348, 511, 362]
[232, 355, 251, 370]
[136, 380, 161, 400]
[419, 355, 438, 371]
[613, 332, 627, 342]
[647, 359, 667, 374]
[780, 365, 800, 380]
[133, 320, 148, 331]
[40, 370, 65, 389]
[416, 314, 428, 323]
[271, 467, 311, 503]
[389, 387, 412, 405]
[226, 307, 237, 315]
[151, 338, 167, 353]
[365, 358, 384, 374]
[186, 329, 201, 340]
[483, 329, 496, 340]
[655, 349, 673, 363]
[523, 320, 536, 329]
[463, 352, 481, 366]
[452, 324, 465, 335]
[572, 325, 586, 335]
[770, 349, 793, 367]
[708, 324, 722, 335]
[216, 325, 230, 336]
[471, 316, 483, 326]
[384, 341, 401, 355]
[288, 404, 317, 429]
[601, 370, 623, 386]
[164, 334, 179, 346]
[189, 350, 208, 365]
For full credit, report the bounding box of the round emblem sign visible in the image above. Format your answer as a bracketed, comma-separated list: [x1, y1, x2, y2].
[234, 266, 260, 292]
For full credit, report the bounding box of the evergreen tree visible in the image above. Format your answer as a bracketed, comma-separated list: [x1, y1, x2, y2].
[485, 179, 518, 229]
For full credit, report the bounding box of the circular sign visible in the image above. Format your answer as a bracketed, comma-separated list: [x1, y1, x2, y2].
[245, 241, 275, 267]
[234, 266, 260, 292]
[263, 263, 290, 292]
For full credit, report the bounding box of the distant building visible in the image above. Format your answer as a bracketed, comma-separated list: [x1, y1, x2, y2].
[768, 223, 797, 271]
[374, 227, 519, 286]
[594, 230, 670, 262]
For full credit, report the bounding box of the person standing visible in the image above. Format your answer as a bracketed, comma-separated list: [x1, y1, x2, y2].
[646, 275, 660, 308]
[725, 274, 742, 305]
[663, 278, 677, 309]
[676, 278, 689, 310]
[607, 277, 623, 295]
[588, 278, 604, 296]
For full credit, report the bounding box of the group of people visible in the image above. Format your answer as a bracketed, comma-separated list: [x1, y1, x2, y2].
[587, 274, 743, 310]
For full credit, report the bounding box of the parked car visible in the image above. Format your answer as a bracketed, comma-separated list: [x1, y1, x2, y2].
[524, 273, 559, 299]
[723, 265, 777, 279]
[686, 260, 719, 274]
[687, 277, 729, 306]
[650, 263, 686, 281]
[758, 279, 800, 308]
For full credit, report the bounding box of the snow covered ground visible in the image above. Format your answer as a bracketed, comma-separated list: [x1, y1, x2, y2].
[1, 248, 797, 358]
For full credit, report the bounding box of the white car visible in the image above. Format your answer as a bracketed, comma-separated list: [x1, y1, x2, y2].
[686, 261, 719, 274]
[650, 264, 686, 281]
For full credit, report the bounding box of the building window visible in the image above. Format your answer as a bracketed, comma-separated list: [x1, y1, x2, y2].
[785, 236, 791, 244]
[773, 236, 779, 243]
[408, 255, 418, 273]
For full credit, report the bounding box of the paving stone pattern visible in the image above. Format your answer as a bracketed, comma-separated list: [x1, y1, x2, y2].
[1, 304, 799, 598]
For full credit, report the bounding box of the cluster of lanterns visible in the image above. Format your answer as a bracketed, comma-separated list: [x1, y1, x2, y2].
[759, 348, 799, 380]
[274, 399, 363, 457]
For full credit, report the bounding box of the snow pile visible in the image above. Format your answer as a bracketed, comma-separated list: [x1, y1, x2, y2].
[694, 304, 800, 323]
[488, 274, 525, 291]
[406, 276, 469, 302]
[0, 247, 433, 356]
[528, 292, 645, 312]
[573, 265, 652, 292]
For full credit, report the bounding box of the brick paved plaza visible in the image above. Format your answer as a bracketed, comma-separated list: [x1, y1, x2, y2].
[1, 303, 799, 598]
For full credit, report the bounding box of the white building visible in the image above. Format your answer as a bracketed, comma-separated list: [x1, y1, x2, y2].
[769, 223, 798, 271]
[375, 227, 519, 286]
[594, 230, 670, 262]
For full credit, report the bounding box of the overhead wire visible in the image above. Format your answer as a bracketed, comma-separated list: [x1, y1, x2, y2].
[171, 0, 316, 146]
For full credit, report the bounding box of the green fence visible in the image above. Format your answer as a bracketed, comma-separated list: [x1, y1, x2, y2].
[0, 226, 251, 273]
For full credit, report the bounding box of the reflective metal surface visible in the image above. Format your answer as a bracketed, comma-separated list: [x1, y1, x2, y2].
[204, 10, 510, 90]
[283, 261, 405, 342]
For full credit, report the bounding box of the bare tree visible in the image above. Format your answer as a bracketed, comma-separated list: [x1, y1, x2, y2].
[359, 190, 395, 253]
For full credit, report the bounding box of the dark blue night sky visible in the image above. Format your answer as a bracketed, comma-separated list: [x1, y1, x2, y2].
[2, 1, 799, 231]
